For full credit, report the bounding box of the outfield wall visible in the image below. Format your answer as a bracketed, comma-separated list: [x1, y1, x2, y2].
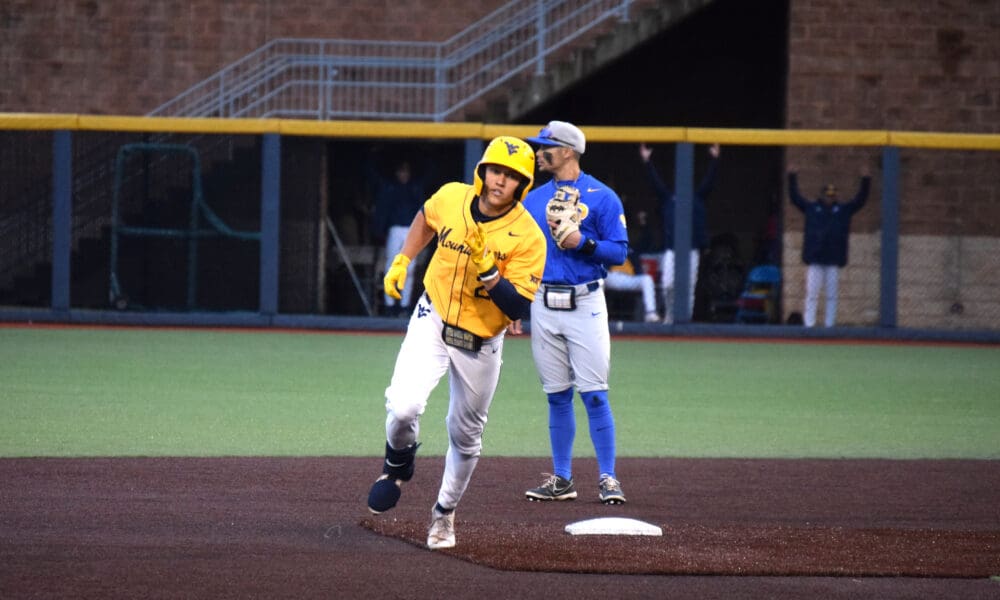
[1, 115, 998, 342]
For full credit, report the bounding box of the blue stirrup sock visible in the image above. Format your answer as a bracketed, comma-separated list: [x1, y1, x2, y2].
[546, 388, 575, 480]
[581, 390, 616, 479]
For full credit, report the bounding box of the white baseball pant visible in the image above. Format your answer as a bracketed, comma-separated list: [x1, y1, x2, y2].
[383, 294, 504, 510]
[605, 271, 657, 316]
[383, 225, 417, 307]
[660, 249, 700, 323]
[530, 281, 610, 394]
[804, 264, 840, 327]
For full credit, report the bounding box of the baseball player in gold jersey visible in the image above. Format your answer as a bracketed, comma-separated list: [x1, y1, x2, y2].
[366, 136, 546, 550]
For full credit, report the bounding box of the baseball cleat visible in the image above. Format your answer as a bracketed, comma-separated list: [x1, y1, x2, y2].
[426, 506, 456, 549]
[525, 473, 577, 501]
[598, 474, 626, 505]
[367, 475, 402, 514]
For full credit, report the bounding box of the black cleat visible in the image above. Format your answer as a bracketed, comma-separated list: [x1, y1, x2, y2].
[367, 442, 420, 514]
[598, 474, 626, 505]
[525, 473, 577, 501]
[367, 475, 402, 514]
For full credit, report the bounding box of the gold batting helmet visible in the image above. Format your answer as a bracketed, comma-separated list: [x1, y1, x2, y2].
[474, 136, 535, 202]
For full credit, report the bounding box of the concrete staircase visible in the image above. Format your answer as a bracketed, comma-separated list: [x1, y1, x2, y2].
[0, 0, 720, 310]
[489, 0, 716, 121]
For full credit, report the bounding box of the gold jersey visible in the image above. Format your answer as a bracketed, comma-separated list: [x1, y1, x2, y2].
[609, 260, 635, 276]
[422, 182, 546, 338]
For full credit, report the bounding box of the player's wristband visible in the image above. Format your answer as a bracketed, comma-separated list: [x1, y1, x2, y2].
[478, 265, 500, 282]
[578, 237, 598, 256]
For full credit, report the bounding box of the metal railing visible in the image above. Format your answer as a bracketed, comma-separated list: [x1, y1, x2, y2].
[150, 0, 645, 121]
[2, 0, 662, 295]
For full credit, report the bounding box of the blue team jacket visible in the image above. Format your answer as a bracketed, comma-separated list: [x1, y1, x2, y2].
[645, 157, 718, 251]
[788, 173, 870, 267]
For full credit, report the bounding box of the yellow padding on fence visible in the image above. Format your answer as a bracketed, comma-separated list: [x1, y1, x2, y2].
[76, 115, 282, 134]
[0, 113, 79, 129]
[686, 128, 890, 146]
[482, 124, 550, 140]
[889, 131, 1000, 150]
[2, 112, 1000, 150]
[281, 119, 483, 139]
[570, 126, 687, 143]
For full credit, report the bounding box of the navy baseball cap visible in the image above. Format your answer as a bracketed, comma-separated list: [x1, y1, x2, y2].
[527, 121, 586, 154]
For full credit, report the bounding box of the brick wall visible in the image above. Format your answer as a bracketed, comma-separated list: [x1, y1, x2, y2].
[784, 231, 1000, 329]
[3, 0, 998, 326]
[0, 0, 506, 115]
[783, 0, 1000, 327]
[786, 1, 999, 134]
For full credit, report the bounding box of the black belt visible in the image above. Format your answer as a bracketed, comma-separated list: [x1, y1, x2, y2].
[423, 292, 484, 352]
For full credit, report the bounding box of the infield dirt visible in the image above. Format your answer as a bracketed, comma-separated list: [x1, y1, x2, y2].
[2, 456, 998, 599]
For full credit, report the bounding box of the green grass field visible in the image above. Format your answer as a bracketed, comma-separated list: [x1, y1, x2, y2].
[2, 326, 998, 459]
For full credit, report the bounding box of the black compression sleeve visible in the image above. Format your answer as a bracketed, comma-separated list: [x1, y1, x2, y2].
[487, 278, 532, 321]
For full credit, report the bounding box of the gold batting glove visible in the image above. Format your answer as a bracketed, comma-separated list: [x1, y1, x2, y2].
[466, 223, 499, 282]
[383, 253, 411, 300]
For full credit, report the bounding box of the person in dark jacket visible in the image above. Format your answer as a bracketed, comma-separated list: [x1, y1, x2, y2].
[639, 142, 720, 323]
[368, 154, 431, 316]
[788, 166, 871, 327]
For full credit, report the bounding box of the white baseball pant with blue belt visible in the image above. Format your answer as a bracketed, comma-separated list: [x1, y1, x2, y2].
[529, 280, 610, 394]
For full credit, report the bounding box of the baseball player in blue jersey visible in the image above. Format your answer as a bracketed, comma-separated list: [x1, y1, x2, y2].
[521, 121, 630, 505]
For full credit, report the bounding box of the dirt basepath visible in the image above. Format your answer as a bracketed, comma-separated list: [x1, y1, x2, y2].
[2, 457, 998, 599]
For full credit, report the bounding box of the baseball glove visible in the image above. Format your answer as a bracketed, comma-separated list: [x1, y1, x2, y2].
[545, 185, 581, 248]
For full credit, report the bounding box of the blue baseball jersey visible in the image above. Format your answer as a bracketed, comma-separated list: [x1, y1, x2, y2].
[524, 172, 629, 285]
